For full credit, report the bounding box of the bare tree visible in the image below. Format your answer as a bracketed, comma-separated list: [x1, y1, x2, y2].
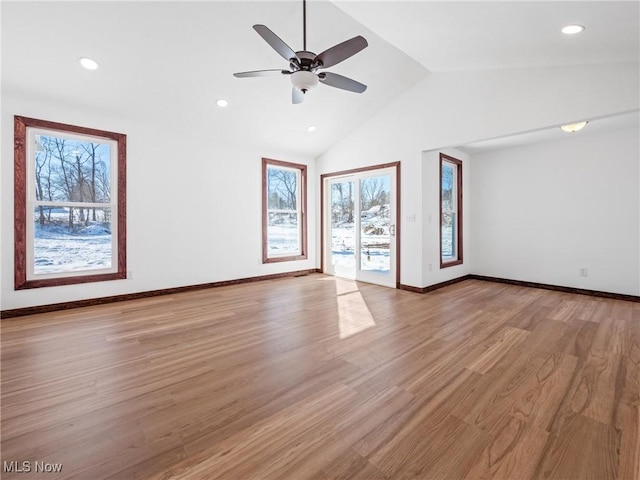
[82, 142, 101, 222]
[360, 177, 387, 212]
[50, 138, 77, 229]
[268, 168, 297, 209]
[34, 142, 52, 225]
[35, 134, 112, 231]
[331, 181, 354, 224]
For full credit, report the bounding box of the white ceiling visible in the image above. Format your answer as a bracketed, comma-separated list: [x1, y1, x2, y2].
[334, 1, 640, 72]
[2, 1, 639, 157]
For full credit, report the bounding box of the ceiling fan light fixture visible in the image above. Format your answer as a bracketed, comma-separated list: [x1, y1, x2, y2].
[560, 121, 588, 133]
[291, 70, 319, 93]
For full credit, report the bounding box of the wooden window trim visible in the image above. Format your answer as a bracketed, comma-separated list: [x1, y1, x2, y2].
[439, 153, 463, 269]
[14, 116, 127, 289]
[262, 157, 307, 264]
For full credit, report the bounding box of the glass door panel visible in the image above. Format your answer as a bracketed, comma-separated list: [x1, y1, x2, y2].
[359, 175, 391, 273]
[330, 180, 356, 279]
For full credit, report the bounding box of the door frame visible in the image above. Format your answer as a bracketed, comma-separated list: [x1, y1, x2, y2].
[320, 161, 401, 288]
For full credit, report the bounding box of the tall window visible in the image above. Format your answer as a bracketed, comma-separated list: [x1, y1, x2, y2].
[262, 158, 307, 263]
[440, 153, 463, 268]
[14, 116, 126, 289]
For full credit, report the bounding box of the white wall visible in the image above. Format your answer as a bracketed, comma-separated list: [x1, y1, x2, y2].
[317, 62, 639, 289]
[471, 127, 639, 296]
[1, 93, 317, 311]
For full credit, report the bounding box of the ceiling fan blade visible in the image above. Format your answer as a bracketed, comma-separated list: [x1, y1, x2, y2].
[233, 69, 290, 78]
[319, 72, 367, 93]
[253, 25, 300, 63]
[315, 36, 368, 69]
[292, 87, 304, 104]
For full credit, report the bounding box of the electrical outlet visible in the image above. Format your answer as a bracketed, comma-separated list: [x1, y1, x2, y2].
[579, 268, 588, 277]
[428, 263, 433, 272]
[127, 270, 133, 279]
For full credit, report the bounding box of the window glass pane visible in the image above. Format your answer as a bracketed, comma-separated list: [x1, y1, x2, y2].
[33, 206, 113, 275]
[441, 162, 455, 211]
[267, 212, 300, 255]
[267, 166, 297, 210]
[440, 154, 462, 266]
[34, 134, 112, 204]
[441, 211, 456, 261]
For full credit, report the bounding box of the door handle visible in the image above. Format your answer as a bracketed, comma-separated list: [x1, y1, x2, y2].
[390, 224, 396, 236]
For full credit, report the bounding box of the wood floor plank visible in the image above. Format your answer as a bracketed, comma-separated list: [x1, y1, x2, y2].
[463, 414, 549, 480]
[466, 326, 530, 374]
[617, 307, 640, 480]
[509, 352, 578, 432]
[366, 368, 485, 477]
[1, 274, 637, 479]
[535, 413, 620, 480]
[616, 359, 640, 480]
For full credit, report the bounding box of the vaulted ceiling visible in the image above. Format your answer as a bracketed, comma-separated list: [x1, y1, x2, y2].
[334, 1, 639, 71]
[2, 1, 638, 157]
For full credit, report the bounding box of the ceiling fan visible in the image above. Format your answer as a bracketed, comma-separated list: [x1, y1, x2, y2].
[233, 0, 368, 104]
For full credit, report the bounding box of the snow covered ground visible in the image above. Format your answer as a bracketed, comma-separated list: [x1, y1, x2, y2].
[33, 221, 112, 275]
[441, 225, 454, 260]
[330, 204, 391, 273]
[266, 224, 300, 255]
[32, 207, 452, 276]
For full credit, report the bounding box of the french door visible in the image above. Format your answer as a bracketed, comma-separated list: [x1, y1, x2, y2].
[323, 165, 397, 288]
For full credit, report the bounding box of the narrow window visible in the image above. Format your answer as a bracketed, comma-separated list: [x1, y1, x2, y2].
[440, 153, 463, 268]
[14, 116, 126, 289]
[262, 158, 307, 263]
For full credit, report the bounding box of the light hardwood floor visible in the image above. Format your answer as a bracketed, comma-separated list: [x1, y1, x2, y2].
[1, 274, 638, 479]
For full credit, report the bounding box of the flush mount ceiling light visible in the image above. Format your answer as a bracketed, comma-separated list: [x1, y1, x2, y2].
[307, 126, 317, 133]
[560, 121, 588, 133]
[216, 99, 229, 107]
[562, 24, 585, 35]
[78, 57, 99, 70]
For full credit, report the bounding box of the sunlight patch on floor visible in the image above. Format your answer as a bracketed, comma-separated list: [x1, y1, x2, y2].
[335, 278, 376, 339]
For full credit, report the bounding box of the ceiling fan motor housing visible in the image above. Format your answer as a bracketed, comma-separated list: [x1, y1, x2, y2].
[291, 51, 320, 70]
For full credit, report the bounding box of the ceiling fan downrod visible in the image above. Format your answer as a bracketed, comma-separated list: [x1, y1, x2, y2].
[303, 0, 307, 51]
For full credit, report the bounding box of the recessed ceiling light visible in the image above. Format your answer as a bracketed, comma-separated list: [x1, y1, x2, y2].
[78, 57, 99, 70]
[216, 99, 229, 108]
[307, 126, 317, 133]
[562, 24, 585, 35]
[560, 121, 588, 133]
